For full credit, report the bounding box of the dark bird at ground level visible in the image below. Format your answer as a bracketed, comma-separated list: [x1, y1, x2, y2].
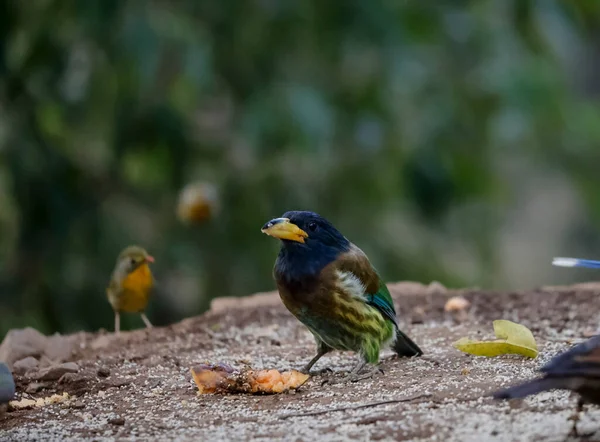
[261, 210, 422, 382]
[493, 335, 600, 437]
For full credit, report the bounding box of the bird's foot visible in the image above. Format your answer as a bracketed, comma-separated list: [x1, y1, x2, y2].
[567, 419, 579, 439]
[299, 348, 330, 375]
[299, 366, 333, 376]
[141, 313, 153, 329]
[567, 399, 584, 438]
[324, 366, 384, 385]
[348, 366, 384, 383]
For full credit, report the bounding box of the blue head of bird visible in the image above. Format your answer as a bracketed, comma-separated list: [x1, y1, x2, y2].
[261, 211, 350, 282]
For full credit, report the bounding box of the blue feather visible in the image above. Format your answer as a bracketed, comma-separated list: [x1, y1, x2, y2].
[553, 257, 600, 269]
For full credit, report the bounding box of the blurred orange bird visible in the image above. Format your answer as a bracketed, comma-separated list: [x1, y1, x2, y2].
[176, 182, 219, 225]
[106, 245, 155, 333]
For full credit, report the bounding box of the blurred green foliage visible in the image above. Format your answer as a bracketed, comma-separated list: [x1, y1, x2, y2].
[2, 0, 600, 335]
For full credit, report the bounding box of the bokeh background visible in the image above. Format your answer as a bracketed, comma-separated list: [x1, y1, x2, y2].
[2, 1, 600, 336]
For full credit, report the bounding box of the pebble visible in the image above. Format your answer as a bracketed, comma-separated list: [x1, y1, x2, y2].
[444, 296, 471, 312]
[90, 336, 112, 350]
[12, 356, 39, 375]
[427, 281, 447, 295]
[0, 328, 77, 370]
[70, 401, 85, 409]
[0, 328, 47, 368]
[36, 362, 80, 381]
[26, 382, 48, 394]
[108, 417, 125, 426]
[97, 366, 111, 378]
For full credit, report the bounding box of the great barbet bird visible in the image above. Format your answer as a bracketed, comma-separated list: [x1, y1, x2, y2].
[261, 211, 423, 380]
[107, 245, 155, 334]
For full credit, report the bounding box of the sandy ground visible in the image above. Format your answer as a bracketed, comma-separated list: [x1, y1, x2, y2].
[2, 282, 600, 442]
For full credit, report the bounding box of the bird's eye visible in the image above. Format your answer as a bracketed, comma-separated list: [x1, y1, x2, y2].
[130, 258, 136, 266]
[308, 221, 317, 232]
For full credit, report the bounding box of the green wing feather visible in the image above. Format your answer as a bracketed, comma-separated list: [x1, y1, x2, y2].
[335, 246, 398, 326]
[366, 282, 398, 327]
[335, 245, 423, 356]
[368, 281, 423, 356]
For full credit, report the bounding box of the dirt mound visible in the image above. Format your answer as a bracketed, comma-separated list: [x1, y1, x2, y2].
[1, 282, 600, 441]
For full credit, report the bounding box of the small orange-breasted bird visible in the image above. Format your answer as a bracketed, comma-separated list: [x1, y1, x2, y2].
[107, 245, 155, 333]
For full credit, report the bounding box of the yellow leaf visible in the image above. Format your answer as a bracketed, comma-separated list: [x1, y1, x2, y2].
[452, 319, 538, 358]
[492, 320, 537, 351]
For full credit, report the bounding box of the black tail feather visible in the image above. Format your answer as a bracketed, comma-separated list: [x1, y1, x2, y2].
[492, 377, 566, 400]
[394, 328, 423, 357]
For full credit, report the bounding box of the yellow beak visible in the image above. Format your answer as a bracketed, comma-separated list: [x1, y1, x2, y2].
[261, 218, 308, 243]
